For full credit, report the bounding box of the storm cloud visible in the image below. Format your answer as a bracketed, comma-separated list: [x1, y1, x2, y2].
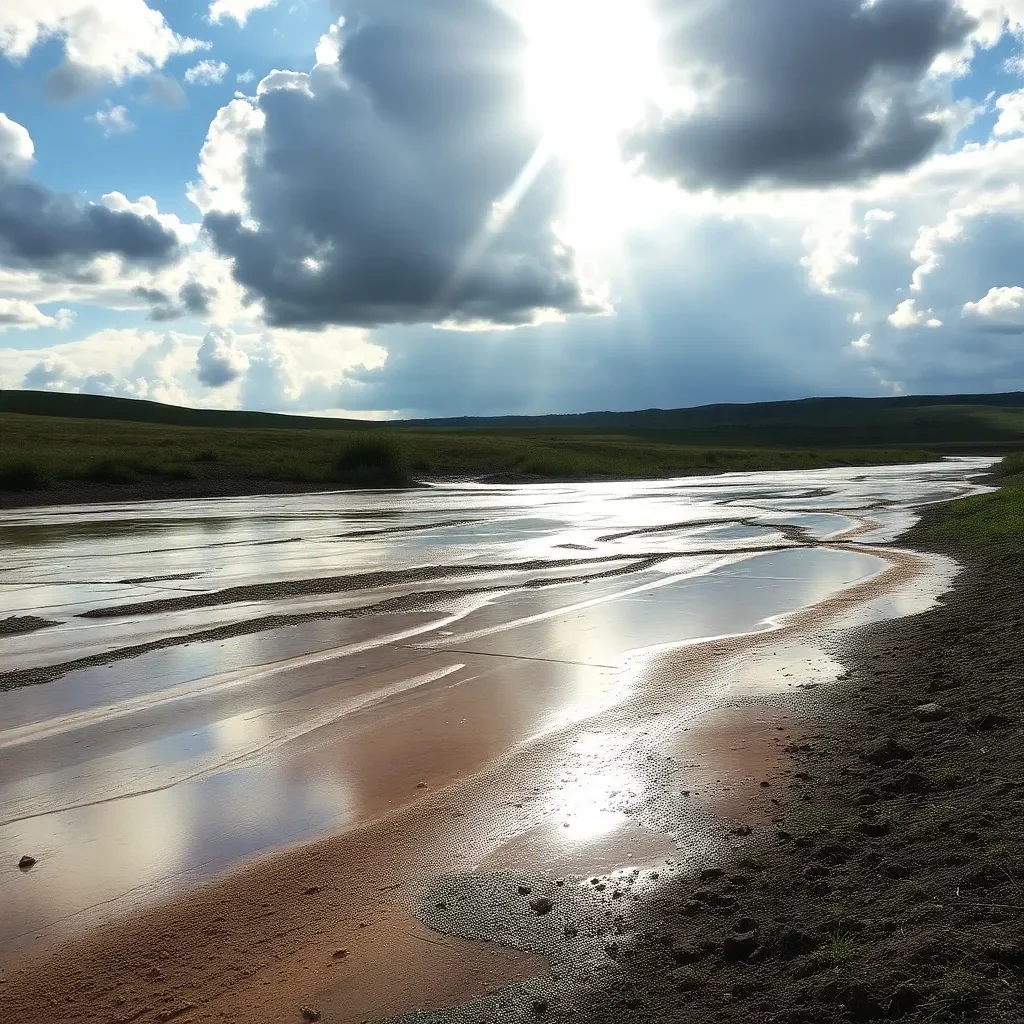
[201, 0, 598, 329]
[629, 0, 976, 191]
[0, 179, 181, 274]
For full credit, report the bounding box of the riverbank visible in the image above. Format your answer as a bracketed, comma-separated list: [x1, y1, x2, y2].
[474, 456, 1024, 1024]
[0, 408, 940, 509]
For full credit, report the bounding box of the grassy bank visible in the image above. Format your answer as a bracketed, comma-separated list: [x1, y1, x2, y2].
[0, 410, 939, 499]
[927, 452, 1024, 551]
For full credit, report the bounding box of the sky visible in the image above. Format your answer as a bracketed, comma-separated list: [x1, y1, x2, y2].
[1, 0, 1024, 419]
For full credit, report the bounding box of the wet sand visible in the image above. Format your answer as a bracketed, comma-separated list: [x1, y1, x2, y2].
[0, 461, 994, 1023]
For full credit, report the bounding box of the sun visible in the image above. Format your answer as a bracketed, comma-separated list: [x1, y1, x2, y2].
[519, 0, 662, 157]
[515, 0, 665, 251]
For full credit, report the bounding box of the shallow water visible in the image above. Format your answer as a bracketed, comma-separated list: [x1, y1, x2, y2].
[0, 458, 994, 949]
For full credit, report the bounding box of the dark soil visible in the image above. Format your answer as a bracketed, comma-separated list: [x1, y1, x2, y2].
[405, 519, 1024, 1024]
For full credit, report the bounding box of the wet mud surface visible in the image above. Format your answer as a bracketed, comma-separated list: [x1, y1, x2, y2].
[0, 461, 1000, 1024]
[396, 525, 1024, 1024]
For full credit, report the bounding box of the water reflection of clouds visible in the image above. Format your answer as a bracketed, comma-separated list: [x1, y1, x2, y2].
[0, 459, 996, 947]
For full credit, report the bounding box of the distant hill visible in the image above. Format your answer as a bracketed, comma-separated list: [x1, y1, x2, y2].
[4, 388, 1024, 449]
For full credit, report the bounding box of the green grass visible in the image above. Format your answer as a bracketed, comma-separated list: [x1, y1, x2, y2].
[928, 453, 1024, 549]
[0, 410, 941, 495]
[813, 930, 861, 966]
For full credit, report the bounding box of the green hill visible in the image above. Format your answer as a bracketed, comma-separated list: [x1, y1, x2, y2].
[2, 388, 1022, 502]
[3, 388, 1024, 448]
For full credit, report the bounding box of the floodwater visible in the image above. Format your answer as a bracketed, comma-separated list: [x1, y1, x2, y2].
[0, 459, 993, 960]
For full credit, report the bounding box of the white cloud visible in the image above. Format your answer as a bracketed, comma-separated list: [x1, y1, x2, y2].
[994, 90, 1024, 136]
[185, 59, 229, 86]
[0, 299, 59, 330]
[236, 69, 255, 85]
[0, 113, 34, 176]
[962, 285, 1024, 332]
[0, 323, 384, 414]
[850, 333, 872, 351]
[196, 327, 249, 386]
[314, 21, 342, 67]
[89, 103, 135, 137]
[888, 299, 943, 329]
[208, 0, 276, 27]
[0, 2, 209, 99]
[187, 98, 265, 217]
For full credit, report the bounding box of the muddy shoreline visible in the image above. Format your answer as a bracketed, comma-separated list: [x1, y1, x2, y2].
[0, 466, 1009, 1024]
[411, 513, 1022, 1023]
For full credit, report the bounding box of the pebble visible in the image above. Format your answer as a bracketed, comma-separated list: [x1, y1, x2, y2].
[18, 856, 35, 870]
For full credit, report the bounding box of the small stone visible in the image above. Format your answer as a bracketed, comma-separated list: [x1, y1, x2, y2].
[723, 931, 758, 962]
[858, 818, 891, 838]
[332, 949, 349, 960]
[416, 782, 428, 789]
[529, 897, 553, 915]
[777, 928, 816, 959]
[17, 856, 35, 871]
[863, 737, 913, 765]
[518, 884, 532, 895]
[913, 702, 945, 722]
[300, 1007, 322, 1023]
[731, 825, 753, 837]
[531, 998, 549, 1015]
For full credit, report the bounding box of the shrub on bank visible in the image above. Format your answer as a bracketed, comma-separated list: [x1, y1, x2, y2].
[333, 434, 411, 488]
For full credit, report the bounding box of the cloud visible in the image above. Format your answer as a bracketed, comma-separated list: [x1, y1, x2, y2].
[236, 70, 256, 85]
[0, 118, 185, 278]
[132, 279, 215, 321]
[888, 298, 943, 328]
[199, 1, 600, 329]
[962, 285, 1024, 332]
[0, 2, 209, 100]
[0, 184, 182, 276]
[0, 113, 34, 177]
[994, 90, 1024, 135]
[0, 298, 59, 330]
[144, 73, 188, 109]
[208, 0, 276, 27]
[90, 104, 135, 137]
[185, 60, 229, 86]
[0, 324, 382, 414]
[629, 0, 977, 191]
[196, 327, 249, 386]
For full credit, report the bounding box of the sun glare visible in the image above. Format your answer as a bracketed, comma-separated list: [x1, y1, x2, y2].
[520, 0, 661, 155]
[516, 0, 666, 249]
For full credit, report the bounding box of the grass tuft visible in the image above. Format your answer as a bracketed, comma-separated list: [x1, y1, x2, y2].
[333, 434, 411, 489]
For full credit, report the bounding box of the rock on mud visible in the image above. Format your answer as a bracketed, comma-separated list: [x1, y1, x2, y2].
[863, 737, 914, 764]
[18, 856, 36, 870]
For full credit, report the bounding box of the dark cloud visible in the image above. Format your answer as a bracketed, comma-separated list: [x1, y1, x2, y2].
[180, 280, 214, 315]
[318, 219, 880, 418]
[134, 280, 215, 321]
[0, 179, 181, 273]
[204, 0, 597, 328]
[629, 0, 976, 191]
